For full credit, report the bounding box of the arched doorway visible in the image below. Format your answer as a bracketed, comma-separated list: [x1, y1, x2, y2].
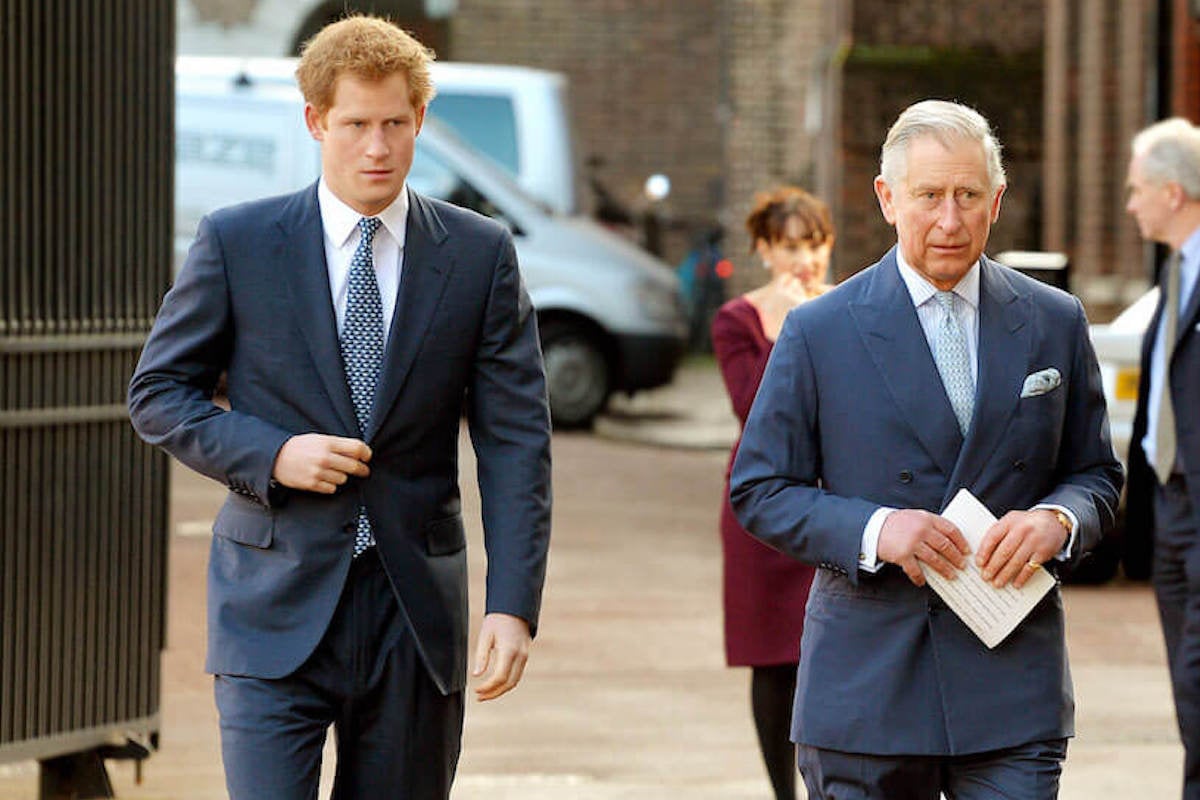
[290, 1, 451, 58]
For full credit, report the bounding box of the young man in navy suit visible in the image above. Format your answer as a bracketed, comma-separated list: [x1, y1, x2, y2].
[1124, 118, 1200, 800]
[732, 100, 1122, 798]
[129, 16, 551, 799]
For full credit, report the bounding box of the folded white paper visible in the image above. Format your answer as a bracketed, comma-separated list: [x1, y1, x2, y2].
[919, 488, 1056, 649]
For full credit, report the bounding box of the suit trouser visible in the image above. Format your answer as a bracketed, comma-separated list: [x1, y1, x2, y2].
[1153, 473, 1200, 800]
[797, 739, 1067, 800]
[214, 549, 464, 800]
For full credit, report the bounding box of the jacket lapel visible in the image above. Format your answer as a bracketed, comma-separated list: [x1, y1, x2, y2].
[849, 250, 963, 478]
[1175, 256, 1200, 351]
[276, 184, 359, 436]
[366, 190, 453, 439]
[944, 258, 1030, 504]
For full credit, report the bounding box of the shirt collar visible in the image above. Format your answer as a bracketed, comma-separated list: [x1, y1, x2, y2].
[1179, 226, 1200, 269]
[895, 246, 981, 312]
[317, 178, 409, 249]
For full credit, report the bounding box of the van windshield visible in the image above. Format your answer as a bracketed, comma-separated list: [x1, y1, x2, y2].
[428, 93, 520, 177]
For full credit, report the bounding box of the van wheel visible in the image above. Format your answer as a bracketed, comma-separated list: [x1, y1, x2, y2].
[540, 321, 610, 428]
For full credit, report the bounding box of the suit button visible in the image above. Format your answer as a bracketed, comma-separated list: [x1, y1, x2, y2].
[898, 470, 913, 484]
[1013, 460, 1027, 472]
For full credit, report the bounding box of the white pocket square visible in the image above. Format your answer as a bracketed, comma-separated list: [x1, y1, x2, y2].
[1021, 367, 1062, 398]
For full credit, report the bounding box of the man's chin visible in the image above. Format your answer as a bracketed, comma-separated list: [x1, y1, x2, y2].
[353, 187, 404, 214]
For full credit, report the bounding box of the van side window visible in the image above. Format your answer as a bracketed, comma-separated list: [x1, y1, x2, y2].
[410, 144, 520, 234]
[428, 93, 520, 176]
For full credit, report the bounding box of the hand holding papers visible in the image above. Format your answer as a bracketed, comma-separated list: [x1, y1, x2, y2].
[920, 489, 1056, 649]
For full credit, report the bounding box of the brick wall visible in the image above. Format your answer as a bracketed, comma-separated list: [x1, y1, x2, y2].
[450, 0, 834, 295]
[451, 0, 727, 265]
[722, 0, 832, 294]
[836, 2, 1045, 281]
[838, 48, 1044, 280]
[852, 0, 1046, 52]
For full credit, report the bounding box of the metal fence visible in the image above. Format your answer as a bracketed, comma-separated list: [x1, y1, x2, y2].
[1, 0, 174, 767]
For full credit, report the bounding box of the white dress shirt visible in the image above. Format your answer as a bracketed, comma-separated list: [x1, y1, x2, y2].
[858, 250, 1076, 572]
[1142, 226, 1200, 470]
[318, 178, 409, 343]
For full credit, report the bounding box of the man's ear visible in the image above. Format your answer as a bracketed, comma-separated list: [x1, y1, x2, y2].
[1167, 180, 1187, 211]
[874, 176, 897, 225]
[303, 103, 326, 142]
[414, 103, 427, 136]
[990, 184, 1007, 223]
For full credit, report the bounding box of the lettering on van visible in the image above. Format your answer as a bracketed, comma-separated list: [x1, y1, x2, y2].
[177, 132, 276, 173]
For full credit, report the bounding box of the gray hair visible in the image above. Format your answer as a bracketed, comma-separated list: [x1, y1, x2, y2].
[1131, 118, 1200, 200]
[879, 100, 1006, 190]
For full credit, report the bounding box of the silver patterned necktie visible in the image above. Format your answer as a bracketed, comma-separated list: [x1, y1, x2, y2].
[932, 291, 975, 436]
[1153, 253, 1181, 485]
[341, 216, 384, 556]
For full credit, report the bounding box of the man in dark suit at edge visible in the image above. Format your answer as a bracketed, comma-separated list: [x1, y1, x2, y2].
[731, 100, 1122, 798]
[1123, 117, 1200, 800]
[128, 15, 551, 799]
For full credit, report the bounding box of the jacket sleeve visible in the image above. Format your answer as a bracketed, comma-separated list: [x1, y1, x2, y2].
[1036, 297, 1125, 563]
[730, 311, 878, 582]
[466, 228, 553, 634]
[127, 215, 293, 507]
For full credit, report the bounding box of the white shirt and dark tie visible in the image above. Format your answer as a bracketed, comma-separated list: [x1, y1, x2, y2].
[858, 251, 1076, 571]
[317, 178, 409, 555]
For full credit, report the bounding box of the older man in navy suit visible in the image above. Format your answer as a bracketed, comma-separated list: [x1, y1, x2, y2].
[128, 16, 550, 799]
[731, 100, 1122, 798]
[1123, 118, 1200, 800]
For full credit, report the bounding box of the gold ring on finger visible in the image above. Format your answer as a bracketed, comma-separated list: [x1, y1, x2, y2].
[1025, 560, 1042, 571]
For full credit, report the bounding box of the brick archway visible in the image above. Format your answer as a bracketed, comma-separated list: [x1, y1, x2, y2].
[290, 1, 450, 57]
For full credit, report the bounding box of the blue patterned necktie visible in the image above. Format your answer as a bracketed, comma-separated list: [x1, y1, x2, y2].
[932, 291, 974, 436]
[341, 216, 384, 556]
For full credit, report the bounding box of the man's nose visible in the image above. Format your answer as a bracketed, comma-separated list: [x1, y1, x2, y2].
[936, 198, 964, 231]
[365, 126, 389, 157]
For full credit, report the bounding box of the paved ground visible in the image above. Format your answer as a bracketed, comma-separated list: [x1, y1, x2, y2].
[0, 361, 1184, 798]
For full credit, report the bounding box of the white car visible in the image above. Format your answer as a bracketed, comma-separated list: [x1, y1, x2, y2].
[1089, 288, 1158, 463]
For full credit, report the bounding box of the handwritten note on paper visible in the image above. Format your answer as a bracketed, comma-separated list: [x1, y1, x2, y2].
[919, 488, 1056, 649]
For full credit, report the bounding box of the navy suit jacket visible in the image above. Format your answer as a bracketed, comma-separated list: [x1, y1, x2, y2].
[731, 251, 1122, 756]
[1125, 254, 1200, 579]
[129, 184, 552, 695]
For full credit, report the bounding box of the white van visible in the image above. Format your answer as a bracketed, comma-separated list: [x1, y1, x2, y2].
[174, 57, 686, 427]
[175, 56, 579, 216]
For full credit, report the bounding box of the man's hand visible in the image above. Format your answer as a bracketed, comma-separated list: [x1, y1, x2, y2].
[877, 509, 971, 587]
[975, 509, 1068, 589]
[271, 433, 371, 494]
[472, 612, 531, 702]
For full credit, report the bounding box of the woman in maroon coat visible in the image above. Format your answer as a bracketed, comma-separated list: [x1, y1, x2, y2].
[712, 186, 835, 800]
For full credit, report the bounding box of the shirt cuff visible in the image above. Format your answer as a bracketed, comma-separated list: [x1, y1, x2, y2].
[1032, 503, 1078, 561]
[860, 507, 896, 573]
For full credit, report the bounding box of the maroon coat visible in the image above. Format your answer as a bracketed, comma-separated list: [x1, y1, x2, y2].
[712, 296, 814, 666]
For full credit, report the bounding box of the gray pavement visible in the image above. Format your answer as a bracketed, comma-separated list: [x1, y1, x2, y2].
[0, 359, 1183, 799]
[595, 357, 739, 451]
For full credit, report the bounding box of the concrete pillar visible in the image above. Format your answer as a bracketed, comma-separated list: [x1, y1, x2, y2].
[1074, 0, 1107, 301]
[1117, 0, 1153, 295]
[1042, 0, 1069, 253]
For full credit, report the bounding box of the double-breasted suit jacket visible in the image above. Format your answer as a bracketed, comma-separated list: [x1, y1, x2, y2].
[129, 183, 552, 695]
[731, 250, 1123, 755]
